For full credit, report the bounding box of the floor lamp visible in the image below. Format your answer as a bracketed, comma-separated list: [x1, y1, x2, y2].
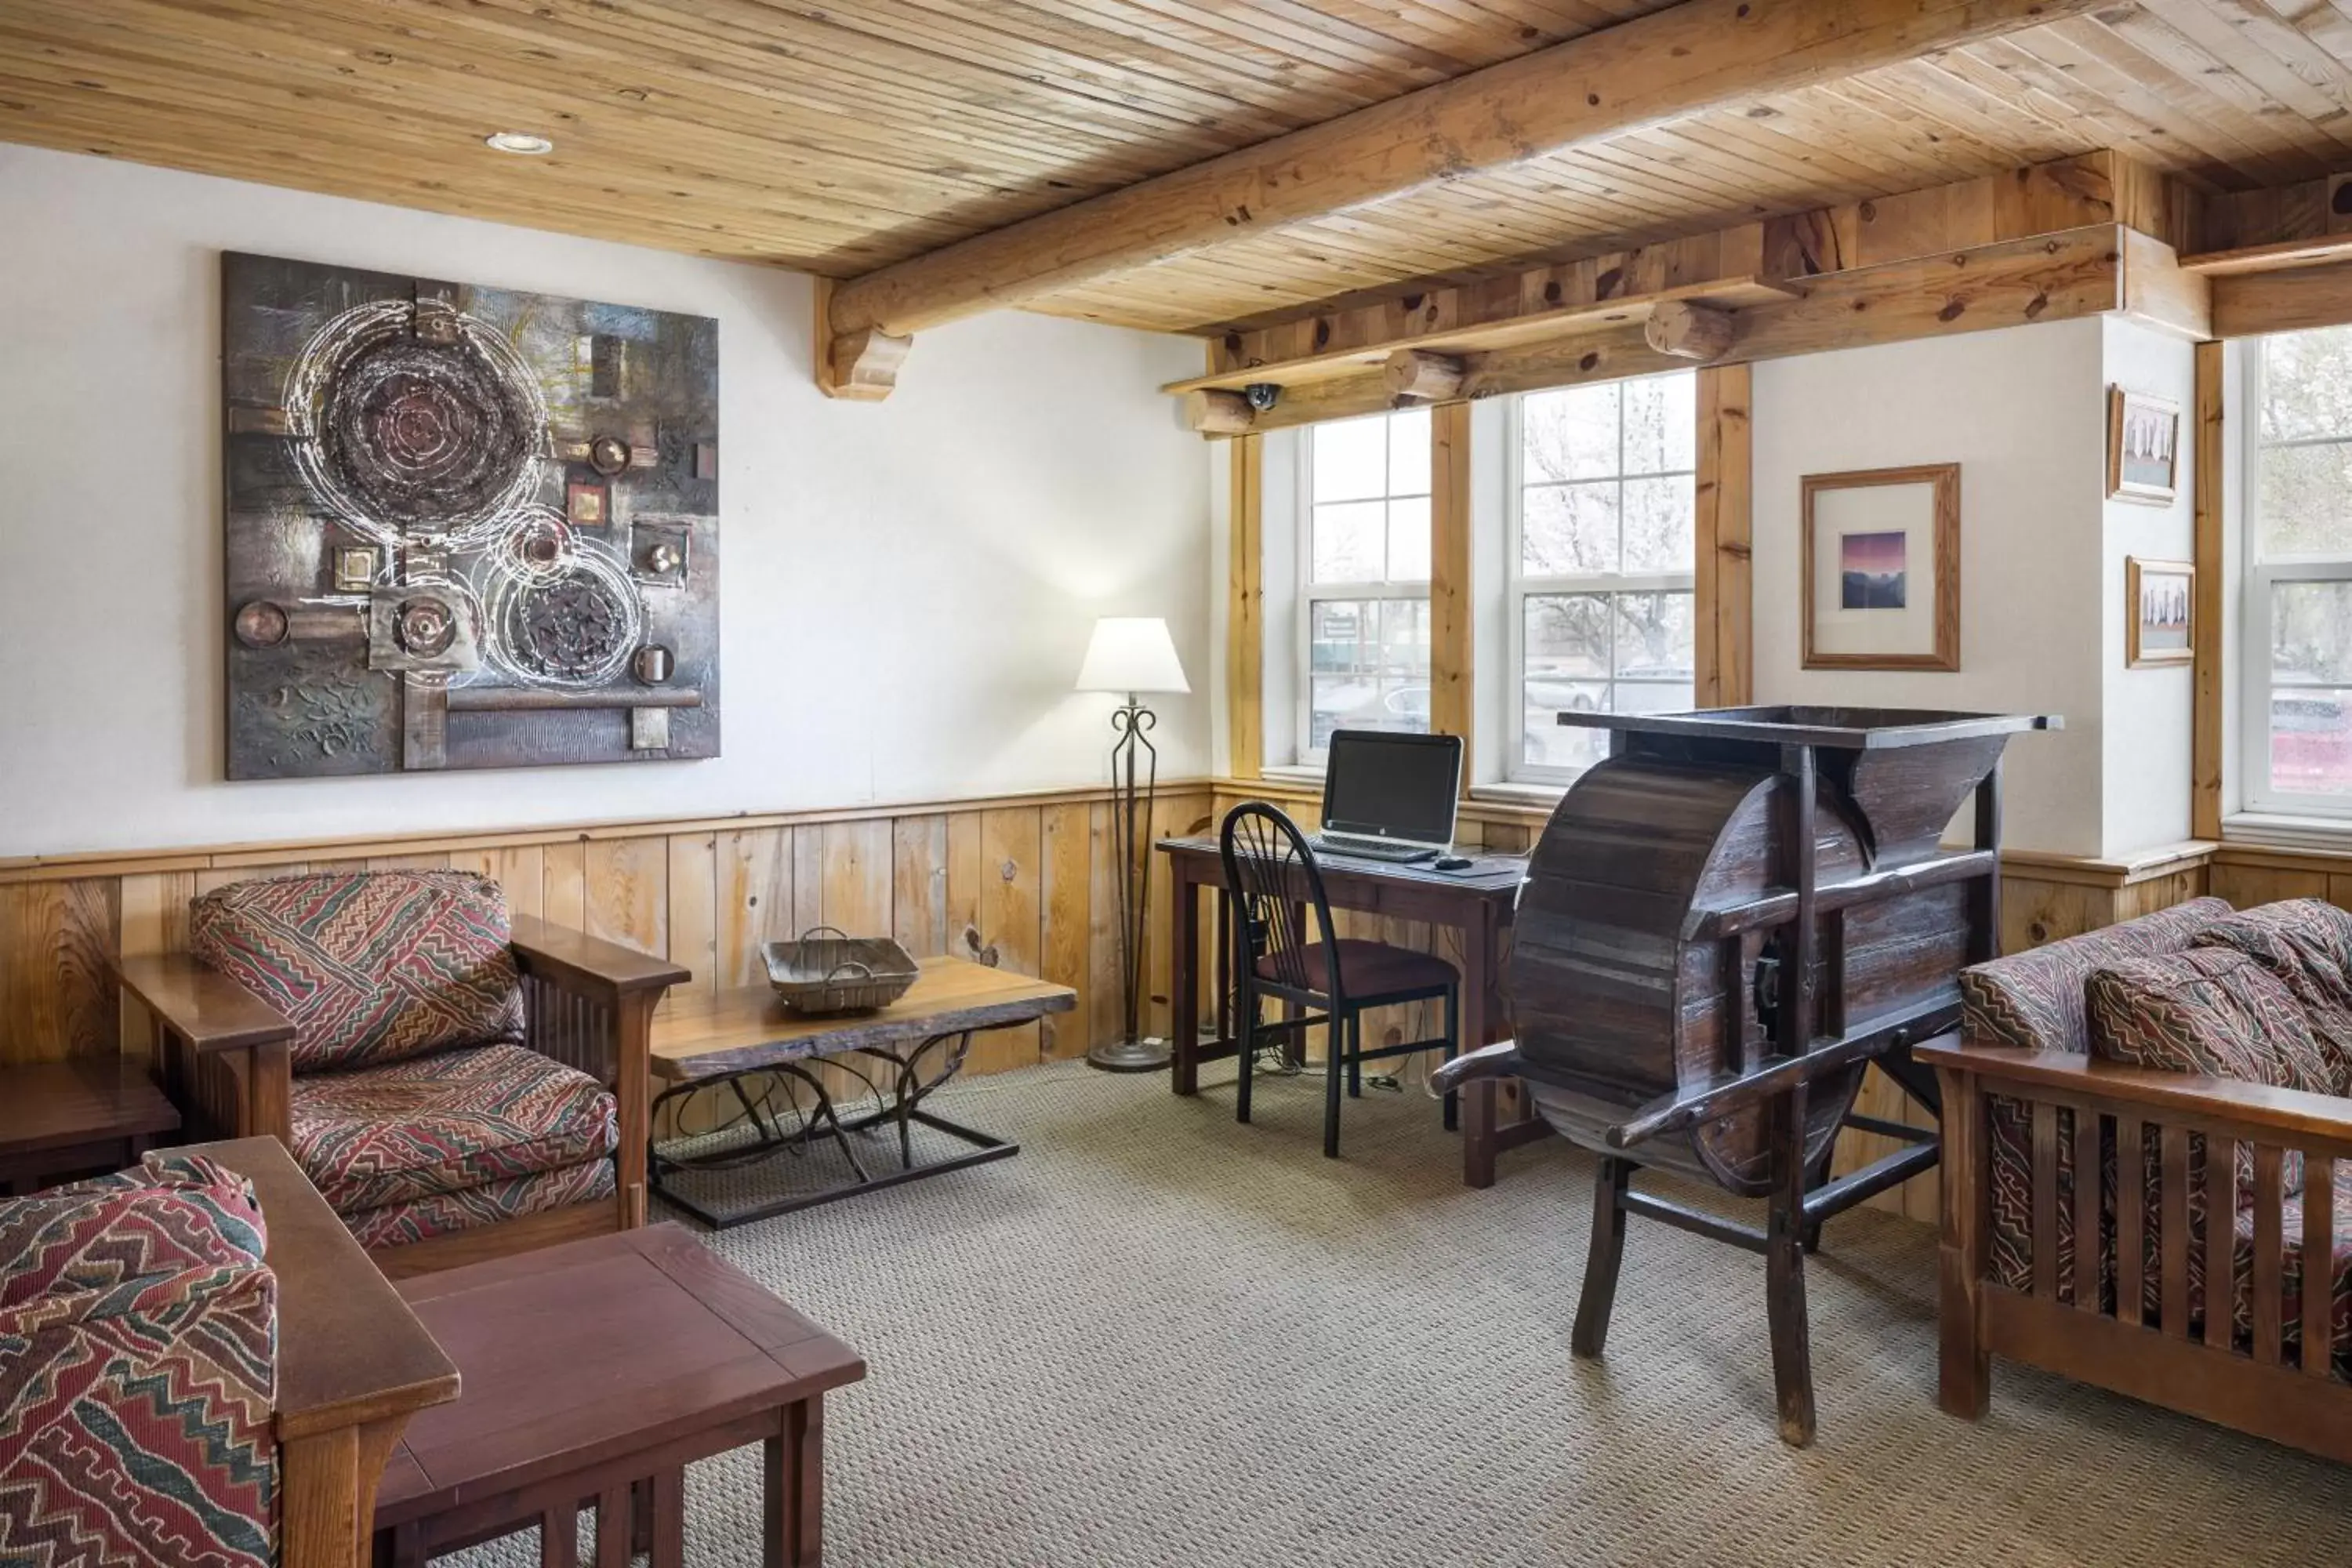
[1076, 617, 1189, 1073]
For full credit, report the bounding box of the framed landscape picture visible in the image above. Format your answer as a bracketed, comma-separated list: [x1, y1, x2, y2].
[1800, 463, 1961, 671]
[2107, 386, 2180, 505]
[2127, 557, 2195, 667]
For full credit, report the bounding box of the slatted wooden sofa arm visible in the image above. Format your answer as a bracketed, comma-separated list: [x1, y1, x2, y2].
[116, 953, 298, 1143]
[1920, 1034, 2352, 1466]
[507, 913, 691, 1232]
[509, 913, 692, 1007]
[1917, 1039, 2352, 1148]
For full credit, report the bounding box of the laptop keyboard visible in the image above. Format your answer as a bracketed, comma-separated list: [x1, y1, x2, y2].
[1307, 834, 1439, 864]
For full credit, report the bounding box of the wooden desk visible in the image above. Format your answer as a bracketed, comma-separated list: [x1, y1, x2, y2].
[1158, 836, 1548, 1187]
[186, 1135, 460, 1568]
[648, 956, 1075, 1226]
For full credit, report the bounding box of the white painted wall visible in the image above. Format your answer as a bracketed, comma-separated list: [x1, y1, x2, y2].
[1753, 321, 2109, 856]
[1751, 318, 2199, 859]
[2100, 316, 2198, 855]
[0, 146, 1210, 858]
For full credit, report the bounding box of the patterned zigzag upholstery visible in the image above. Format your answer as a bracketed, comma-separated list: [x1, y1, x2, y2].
[290, 1042, 619, 1219]
[189, 870, 525, 1073]
[1965, 898, 2352, 1369]
[0, 1155, 277, 1568]
[2088, 946, 2342, 1094]
[339, 1160, 617, 1252]
[2191, 898, 2352, 1088]
[188, 869, 622, 1250]
[1961, 897, 2238, 1297]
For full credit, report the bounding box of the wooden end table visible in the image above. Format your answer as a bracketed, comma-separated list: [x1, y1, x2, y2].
[0, 1058, 182, 1195]
[372, 1224, 866, 1568]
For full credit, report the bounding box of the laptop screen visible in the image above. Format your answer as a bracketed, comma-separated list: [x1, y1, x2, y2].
[1320, 731, 1462, 848]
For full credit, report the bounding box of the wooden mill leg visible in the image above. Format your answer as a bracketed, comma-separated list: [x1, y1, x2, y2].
[1765, 1083, 1817, 1447]
[1570, 1157, 1634, 1358]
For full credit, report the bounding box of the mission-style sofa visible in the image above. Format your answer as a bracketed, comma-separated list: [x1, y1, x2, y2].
[1923, 895, 2352, 1463]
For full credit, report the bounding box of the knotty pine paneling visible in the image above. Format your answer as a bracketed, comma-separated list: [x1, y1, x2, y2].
[1, 787, 1214, 1092]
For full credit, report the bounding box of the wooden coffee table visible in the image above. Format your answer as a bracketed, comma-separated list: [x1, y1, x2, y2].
[372, 1225, 866, 1567]
[649, 955, 1075, 1227]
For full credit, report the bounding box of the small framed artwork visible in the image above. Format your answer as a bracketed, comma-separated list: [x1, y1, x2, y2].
[2107, 386, 2180, 505]
[1801, 463, 1961, 671]
[2127, 557, 2195, 667]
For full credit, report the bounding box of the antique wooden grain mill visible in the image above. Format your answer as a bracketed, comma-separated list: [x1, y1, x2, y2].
[1436, 706, 2055, 1446]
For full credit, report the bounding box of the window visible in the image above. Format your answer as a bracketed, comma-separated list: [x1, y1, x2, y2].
[1506, 372, 1697, 782]
[1298, 408, 1432, 760]
[2245, 329, 2352, 818]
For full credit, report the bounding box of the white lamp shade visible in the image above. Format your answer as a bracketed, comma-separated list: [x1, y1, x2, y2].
[1076, 617, 1189, 695]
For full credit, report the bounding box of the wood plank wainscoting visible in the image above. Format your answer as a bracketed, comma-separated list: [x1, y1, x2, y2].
[0, 784, 1224, 1137]
[19, 782, 2352, 1221]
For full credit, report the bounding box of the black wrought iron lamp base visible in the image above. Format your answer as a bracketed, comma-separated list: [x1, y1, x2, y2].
[1086, 691, 1168, 1076]
[1086, 1035, 1171, 1073]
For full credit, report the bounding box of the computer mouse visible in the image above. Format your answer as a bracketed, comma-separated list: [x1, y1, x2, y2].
[1434, 854, 1474, 871]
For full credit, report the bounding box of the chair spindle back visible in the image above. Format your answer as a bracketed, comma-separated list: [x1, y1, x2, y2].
[1218, 802, 1345, 1006]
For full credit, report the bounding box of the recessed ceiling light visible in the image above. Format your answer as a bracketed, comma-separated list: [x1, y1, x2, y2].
[485, 132, 554, 155]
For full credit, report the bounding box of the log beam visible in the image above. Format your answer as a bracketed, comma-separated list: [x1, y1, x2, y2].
[814, 282, 911, 401]
[1646, 300, 1737, 361]
[1185, 389, 1258, 435]
[1383, 350, 1468, 403]
[1203, 223, 2189, 436]
[818, 0, 2113, 363]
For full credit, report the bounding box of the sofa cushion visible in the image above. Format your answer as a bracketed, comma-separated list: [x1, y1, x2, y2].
[2192, 899, 2352, 1092]
[189, 869, 525, 1073]
[0, 1153, 267, 1316]
[2085, 946, 2339, 1093]
[339, 1159, 618, 1251]
[290, 1042, 618, 1218]
[0, 1155, 277, 1568]
[1961, 896, 2234, 1055]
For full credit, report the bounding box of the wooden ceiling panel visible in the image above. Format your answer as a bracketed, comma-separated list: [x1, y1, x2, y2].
[10, 0, 2352, 336]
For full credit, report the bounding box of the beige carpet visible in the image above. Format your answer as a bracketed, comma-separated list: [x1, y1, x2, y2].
[448, 1058, 2352, 1567]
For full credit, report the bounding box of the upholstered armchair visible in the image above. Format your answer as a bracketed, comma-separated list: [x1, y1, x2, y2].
[116, 869, 687, 1274]
[0, 1140, 456, 1568]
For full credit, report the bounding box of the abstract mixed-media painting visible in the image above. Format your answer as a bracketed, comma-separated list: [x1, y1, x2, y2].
[221, 252, 719, 779]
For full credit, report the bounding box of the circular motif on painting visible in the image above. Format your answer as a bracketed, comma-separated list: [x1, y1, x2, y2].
[285, 300, 546, 546]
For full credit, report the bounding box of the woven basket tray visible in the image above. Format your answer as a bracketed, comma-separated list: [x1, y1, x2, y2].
[762, 927, 920, 1015]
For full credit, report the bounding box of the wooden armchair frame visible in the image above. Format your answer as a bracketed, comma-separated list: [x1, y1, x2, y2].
[118, 914, 688, 1276]
[1925, 1036, 2352, 1465]
[173, 1135, 459, 1568]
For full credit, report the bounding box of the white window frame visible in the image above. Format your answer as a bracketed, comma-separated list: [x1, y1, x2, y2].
[1502, 373, 1699, 787]
[1292, 412, 1432, 768]
[2239, 339, 2352, 822]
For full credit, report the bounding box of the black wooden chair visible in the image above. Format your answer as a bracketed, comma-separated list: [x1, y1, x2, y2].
[1218, 800, 1461, 1158]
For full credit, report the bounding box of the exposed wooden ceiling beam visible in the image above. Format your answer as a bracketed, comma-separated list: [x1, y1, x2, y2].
[817, 0, 2112, 387]
[1189, 224, 2208, 434]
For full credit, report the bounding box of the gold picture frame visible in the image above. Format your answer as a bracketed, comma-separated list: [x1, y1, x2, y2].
[2126, 557, 2194, 667]
[1800, 463, 1962, 671]
[2107, 386, 2180, 506]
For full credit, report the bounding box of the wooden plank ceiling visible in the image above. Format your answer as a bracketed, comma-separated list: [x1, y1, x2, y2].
[8, 0, 2352, 336]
